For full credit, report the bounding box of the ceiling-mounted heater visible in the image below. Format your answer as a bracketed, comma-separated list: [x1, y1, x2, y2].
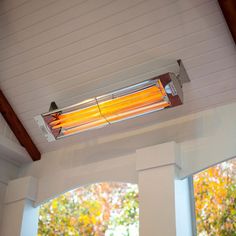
[35, 60, 190, 142]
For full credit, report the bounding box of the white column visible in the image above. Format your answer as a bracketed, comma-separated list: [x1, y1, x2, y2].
[0, 176, 39, 236]
[136, 142, 193, 236]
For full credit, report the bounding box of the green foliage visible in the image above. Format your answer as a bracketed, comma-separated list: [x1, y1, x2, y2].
[38, 183, 139, 236]
[112, 190, 139, 227]
[194, 159, 236, 236]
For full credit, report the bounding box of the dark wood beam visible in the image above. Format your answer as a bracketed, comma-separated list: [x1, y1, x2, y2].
[218, 0, 236, 44]
[0, 89, 41, 161]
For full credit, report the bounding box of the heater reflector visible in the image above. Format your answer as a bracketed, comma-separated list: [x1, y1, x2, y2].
[35, 72, 185, 142]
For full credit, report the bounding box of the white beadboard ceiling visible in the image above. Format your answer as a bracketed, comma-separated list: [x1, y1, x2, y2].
[0, 0, 236, 154]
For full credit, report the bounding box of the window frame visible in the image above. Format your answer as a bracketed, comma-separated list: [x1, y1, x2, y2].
[188, 176, 197, 236]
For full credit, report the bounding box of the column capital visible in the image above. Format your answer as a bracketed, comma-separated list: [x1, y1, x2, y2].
[5, 176, 38, 204]
[136, 141, 181, 171]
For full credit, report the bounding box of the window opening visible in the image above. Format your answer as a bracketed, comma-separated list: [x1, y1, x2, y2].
[38, 182, 139, 236]
[193, 158, 236, 236]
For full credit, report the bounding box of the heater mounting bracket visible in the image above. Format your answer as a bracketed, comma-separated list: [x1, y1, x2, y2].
[177, 59, 190, 86]
[49, 101, 58, 112]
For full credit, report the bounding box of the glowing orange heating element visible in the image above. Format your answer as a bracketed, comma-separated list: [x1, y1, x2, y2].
[36, 67, 186, 142]
[49, 81, 170, 136]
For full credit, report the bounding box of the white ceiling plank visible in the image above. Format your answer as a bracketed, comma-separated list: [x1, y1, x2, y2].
[0, 0, 235, 154]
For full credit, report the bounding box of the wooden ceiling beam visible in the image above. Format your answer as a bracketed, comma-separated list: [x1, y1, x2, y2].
[218, 0, 236, 44]
[0, 89, 41, 161]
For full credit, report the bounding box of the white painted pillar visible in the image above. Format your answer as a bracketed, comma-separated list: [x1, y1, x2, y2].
[136, 142, 193, 236]
[0, 177, 39, 236]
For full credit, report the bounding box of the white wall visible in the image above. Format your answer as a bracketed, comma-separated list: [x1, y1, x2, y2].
[0, 115, 22, 231]
[0, 114, 18, 144]
[179, 102, 236, 177]
[0, 121, 30, 231]
[0, 183, 6, 229]
[0, 129, 31, 165]
[0, 157, 19, 183]
[0, 157, 19, 231]
[27, 154, 137, 206]
[1, 177, 39, 236]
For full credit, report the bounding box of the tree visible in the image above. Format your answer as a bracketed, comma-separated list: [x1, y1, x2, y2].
[38, 183, 139, 236]
[194, 159, 236, 236]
